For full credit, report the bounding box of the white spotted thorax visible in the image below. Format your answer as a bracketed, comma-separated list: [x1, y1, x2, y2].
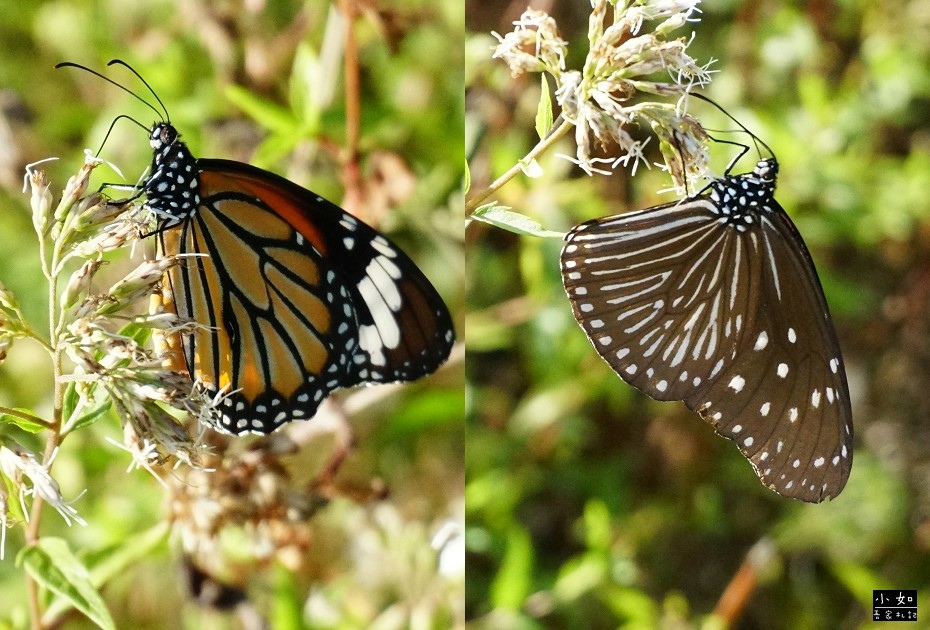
[560, 155, 852, 503]
[146, 123, 200, 227]
[708, 159, 778, 232]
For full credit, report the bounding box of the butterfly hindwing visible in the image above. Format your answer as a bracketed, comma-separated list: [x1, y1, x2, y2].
[682, 200, 851, 501]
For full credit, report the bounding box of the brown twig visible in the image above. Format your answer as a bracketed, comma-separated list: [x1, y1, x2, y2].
[713, 538, 776, 626]
[339, 0, 365, 219]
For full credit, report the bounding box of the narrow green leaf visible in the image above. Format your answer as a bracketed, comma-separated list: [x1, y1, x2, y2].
[44, 523, 169, 622]
[225, 85, 298, 135]
[583, 499, 612, 552]
[69, 399, 112, 433]
[490, 525, 533, 611]
[464, 157, 472, 194]
[18, 538, 116, 630]
[117, 322, 151, 346]
[271, 563, 303, 630]
[0, 407, 49, 433]
[1, 472, 25, 521]
[536, 73, 553, 140]
[472, 204, 564, 238]
[62, 383, 79, 427]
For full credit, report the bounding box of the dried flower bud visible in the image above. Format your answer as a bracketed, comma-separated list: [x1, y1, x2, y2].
[0, 331, 11, 365]
[54, 154, 101, 224]
[636, 103, 709, 192]
[98, 257, 180, 315]
[25, 164, 54, 237]
[0, 282, 18, 313]
[494, 0, 712, 183]
[492, 9, 567, 77]
[74, 195, 130, 233]
[74, 218, 140, 256]
[61, 259, 103, 312]
[0, 445, 86, 527]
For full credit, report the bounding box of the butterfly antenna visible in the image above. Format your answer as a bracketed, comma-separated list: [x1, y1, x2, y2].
[690, 92, 775, 162]
[55, 61, 167, 122]
[106, 59, 171, 122]
[92, 114, 151, 156]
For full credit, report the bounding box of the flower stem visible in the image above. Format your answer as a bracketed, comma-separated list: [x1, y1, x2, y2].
[25, 226, 66, 628]
[465, 118, 572, 215]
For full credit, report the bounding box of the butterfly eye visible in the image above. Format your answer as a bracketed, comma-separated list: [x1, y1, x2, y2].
[160, 125, 176, 144]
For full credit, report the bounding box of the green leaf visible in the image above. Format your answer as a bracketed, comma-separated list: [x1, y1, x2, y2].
[0, 407, 49, 433]
[117, 322, 152, 346]
[225, 85, 298, 135]
[61, 383, 79, 428]
[289, 42, 323, 134]
[464, 157, 471, 194]
[518, 157, 544, 178]
[490, 525, 534, 611]
[471, 204, 564, 238]
[18, 538, 116, 630]
[271, 563, 303, 630]
[1, 472, 25, 521]
[69, 399, 112, 433]
[535, 73, 553, 140]
[44, 523, 169, 622]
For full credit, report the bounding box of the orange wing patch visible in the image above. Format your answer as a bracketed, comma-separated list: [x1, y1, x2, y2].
[162, 186, 339, 406]
[199, 169, 330, 254]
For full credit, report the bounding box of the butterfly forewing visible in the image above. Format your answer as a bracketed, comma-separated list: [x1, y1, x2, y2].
[561, 159, 852, 502]
[562, 198, 761, 401]
[199, 160, 456, 385]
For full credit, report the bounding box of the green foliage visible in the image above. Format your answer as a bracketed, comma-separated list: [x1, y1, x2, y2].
[467, 0, 930, 627]
[0, 0, 464, 627]
[471, 204, 564, 238]
[18, 538, 116, 630]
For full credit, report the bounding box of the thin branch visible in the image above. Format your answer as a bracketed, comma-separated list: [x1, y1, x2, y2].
[465, 118, 572, 215]
[339, 0, 364, 217]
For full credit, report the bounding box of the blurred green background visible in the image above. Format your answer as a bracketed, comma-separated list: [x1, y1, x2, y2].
[0, 0, 463, 627]
[466, 0, 930, 628]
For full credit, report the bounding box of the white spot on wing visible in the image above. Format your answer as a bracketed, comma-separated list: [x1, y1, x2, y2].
[754, 331, 768, 351]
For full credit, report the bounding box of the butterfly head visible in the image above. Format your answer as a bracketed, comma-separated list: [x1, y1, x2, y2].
[752, 158, 778, 188]
[149, 122, 179, 152]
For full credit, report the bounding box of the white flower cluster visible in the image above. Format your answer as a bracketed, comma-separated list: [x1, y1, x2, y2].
[493, 0, 714, 190]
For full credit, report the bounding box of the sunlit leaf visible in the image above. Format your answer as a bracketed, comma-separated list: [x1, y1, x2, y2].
[471, 204, 563, 238]
[19, 538, 116, 630]
[43, 523, 169, 622]
[225, 85, 297, 135]
[535, 74, 553, 140]
[0, 407, 48, 433]
[490, 525, 533, 611]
